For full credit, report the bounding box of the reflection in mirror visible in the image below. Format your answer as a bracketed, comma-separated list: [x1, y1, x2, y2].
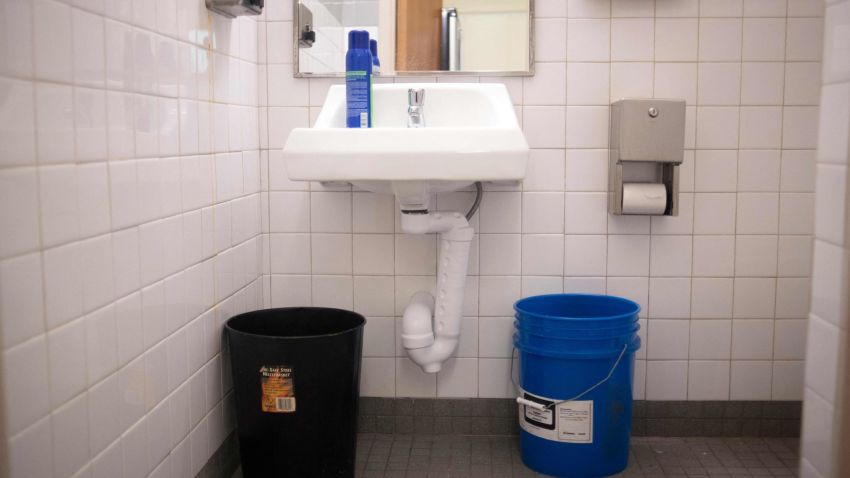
[294, 0, 533, 77]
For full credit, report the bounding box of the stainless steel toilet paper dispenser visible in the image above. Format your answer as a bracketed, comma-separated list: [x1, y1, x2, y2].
[608, 99, 686, 216]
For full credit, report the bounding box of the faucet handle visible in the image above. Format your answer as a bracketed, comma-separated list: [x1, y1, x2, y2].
[408, 88, 425, 107]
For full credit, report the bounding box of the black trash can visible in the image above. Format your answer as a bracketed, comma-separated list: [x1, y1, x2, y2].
[225, 307, 365, 477]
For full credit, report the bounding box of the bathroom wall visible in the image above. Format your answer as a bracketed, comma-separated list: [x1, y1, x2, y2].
[0, 0, 262, 476]
[800, 0, 850, 476]
[262, 0, 826, 402]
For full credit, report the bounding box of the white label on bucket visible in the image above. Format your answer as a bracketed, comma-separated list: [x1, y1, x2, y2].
[557, 401, 593, 443]
[518, 389, 593, 444]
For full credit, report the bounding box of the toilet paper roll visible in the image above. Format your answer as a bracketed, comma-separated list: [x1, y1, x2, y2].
[622, 183, 667, 215]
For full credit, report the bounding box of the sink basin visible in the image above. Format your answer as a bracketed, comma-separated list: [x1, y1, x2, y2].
[282, 83, 528, 209]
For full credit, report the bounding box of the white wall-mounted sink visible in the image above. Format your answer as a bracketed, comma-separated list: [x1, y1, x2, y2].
[281, 83, 529, 374]
[282, 83, 528, 210]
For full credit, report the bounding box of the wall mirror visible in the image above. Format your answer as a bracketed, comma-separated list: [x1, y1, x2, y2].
[294, 0, 534, 77]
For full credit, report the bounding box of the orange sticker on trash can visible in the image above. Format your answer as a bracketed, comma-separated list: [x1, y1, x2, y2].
[260, 365, 296, 413]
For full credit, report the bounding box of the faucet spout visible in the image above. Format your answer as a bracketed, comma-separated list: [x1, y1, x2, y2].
[408, 88, 425, 128]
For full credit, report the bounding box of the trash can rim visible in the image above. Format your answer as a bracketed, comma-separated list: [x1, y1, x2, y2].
[225, 307, 367, 339]
[513, 293, 641, 322]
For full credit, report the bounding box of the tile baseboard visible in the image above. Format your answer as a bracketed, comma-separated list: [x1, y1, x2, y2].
[357, 398, 802, 438]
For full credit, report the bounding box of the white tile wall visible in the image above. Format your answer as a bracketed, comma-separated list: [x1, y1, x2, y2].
[261, 0, 822, 403]
[800, 1, 850, 476]
[0, 0, 262, 476]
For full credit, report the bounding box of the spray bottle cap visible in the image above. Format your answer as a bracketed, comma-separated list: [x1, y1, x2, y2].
[348, 30, 370, 50]
[369, 39, 380, 65]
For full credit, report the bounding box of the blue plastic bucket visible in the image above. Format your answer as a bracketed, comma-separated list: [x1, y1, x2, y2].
[513, 294, 641, 478]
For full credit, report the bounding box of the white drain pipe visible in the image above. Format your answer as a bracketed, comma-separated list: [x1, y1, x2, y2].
[400, 211, 474, 373]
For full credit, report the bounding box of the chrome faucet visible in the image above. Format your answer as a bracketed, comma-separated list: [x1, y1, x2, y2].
[408, 88, 425, 128]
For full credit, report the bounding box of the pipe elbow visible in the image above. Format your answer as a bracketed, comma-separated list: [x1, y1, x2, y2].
[402, 291, 435, 349]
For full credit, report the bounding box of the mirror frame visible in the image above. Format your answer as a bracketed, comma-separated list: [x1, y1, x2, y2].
[292, 0, 535, 78]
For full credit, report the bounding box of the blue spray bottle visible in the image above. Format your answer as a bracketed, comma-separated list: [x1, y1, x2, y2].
[346, 30, 372, 128]
[370, 39, 381, 75]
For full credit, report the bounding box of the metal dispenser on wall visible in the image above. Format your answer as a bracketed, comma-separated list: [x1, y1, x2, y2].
[608, 99, 686, 216]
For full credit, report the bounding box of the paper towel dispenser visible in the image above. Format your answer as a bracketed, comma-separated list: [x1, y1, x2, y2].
[608, 98, 686, 216]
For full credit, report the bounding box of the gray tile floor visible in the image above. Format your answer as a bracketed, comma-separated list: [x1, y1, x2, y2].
[234, 434, 800, 478]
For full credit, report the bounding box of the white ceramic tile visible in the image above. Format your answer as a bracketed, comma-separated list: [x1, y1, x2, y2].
[564, 235, 607, 276]
[740, 107, 783, 148]
[43, 242, 84, 328]
[699, 19, 743, 61]
[744, 0, 787, 16]
[693, 193, 737, 234]
[73, 8, 106, 87]
[781, 150, 816, 193]
[772, 361, 804, 400]
[737, 193, 780, 234]
[479, 192, 522, 233]
[522, 62, 566, 106]
[648, 278, 691, 318]
[478, 276, 521, 317]
[353, 193, 395, 233]
[654, 63, 699, 105]
[730, 360, 773, 399]
[741, 62, 786, 106]
[738, 150, 781, 191]
[647, 319, 690, 359]
[352, 234, 394, 276]
[312, 275, 353, 309]
[534, 18, 567, 61]
[695, 150, 738, 193]
[784, 62, 822, 105]
[778, 235, 813, 277]
[479, 317, 515, 358]
[801, 389, 834, 477]
[360, 358, 395, 396]
[567, 19, 611, 61]
[610, 62, 654, 101]
[478, 358, 514, 398]
[2, 336, 50, 436]
[698, 63, 742, 105]
[656, 0, 699, 17]
[735, 235, 779, 276]
[779, 193, 815, 234]
[607, 235, 650, 276]
[52, 392, 90, 478]
[88, 372, 120, 456]
[395, 358, 436, 397]
[688, 361, 731, 400]
[690, 320, 732, 359]
[733, 278, 777, 318]
[655, 19, 699, 61]
[564, 192, 608, 234]
[743, 18, 787, 61]
[645, 360, 688, 400]
[566, 63, 610, 106]
[7, 417, 53, 478]
[525, 149, 566, 191]
[33, 0, 73, 82]
[522, 106, 566, 149]
[0, 253, 44, 349]
[437, 358, 479, 398]
[701, 0, 744, 16]
[521, 235, 563, 276]
[0, 79, 36, 167]
[36, 83, 75, 164]
[787, 17, 824, 61]
[47, 317, 88, 407]
[611, 19, 654, 61]
[691, 278, 734, 318]
[732, 319, 775, 359]
[649, 235, 692, 277]
[85, 305, 118, 386]
[814, 165, 847, 245]
[696, 107, 740, 149]
[81, 234, 115, 313]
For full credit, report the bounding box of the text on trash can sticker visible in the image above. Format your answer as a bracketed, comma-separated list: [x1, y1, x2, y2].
[260, 365, 296, 413]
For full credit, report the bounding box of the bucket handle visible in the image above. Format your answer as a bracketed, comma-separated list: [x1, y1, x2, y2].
[511, 342, 628, 411]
